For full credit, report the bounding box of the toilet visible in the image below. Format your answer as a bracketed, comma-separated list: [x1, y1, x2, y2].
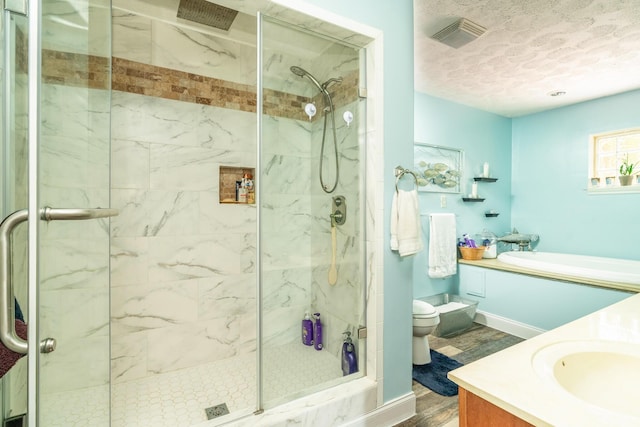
[412, 299, 441, 365]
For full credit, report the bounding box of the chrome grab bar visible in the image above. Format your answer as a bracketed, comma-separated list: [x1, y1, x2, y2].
[0, 209, 29, 354]
[0, 207, 118, 354]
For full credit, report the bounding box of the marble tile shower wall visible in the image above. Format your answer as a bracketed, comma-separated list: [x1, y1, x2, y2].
[110, 11, 259, 383]
[110, 10, 362, 382]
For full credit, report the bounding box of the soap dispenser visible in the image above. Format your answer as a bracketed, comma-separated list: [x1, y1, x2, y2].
[313, 313, 323, 350]
[341, 331, 358, 376]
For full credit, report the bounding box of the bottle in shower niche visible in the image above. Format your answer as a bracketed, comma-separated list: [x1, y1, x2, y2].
[313, 313, 323, 350]
[237, 179, 248, 203]
[302, 312, 313, 346]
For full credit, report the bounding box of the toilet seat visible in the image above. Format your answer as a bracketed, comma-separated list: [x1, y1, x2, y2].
[414, 311, 439, 320]
[413, 300, 438, 318]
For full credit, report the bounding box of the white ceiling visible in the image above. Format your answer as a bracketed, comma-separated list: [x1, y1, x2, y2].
[414, 0, 640, 117]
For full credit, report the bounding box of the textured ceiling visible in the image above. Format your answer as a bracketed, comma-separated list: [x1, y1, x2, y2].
[414, 0, 640, 117]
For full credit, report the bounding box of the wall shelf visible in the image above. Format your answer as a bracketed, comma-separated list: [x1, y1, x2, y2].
[473, 177, 498, 182]
[462, 197, 485, 202]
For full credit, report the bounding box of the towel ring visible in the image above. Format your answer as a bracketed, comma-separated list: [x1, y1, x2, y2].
[394, 166, 418, 192]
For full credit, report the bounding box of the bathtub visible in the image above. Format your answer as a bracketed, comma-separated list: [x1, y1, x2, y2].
[497, 251, 640, 286]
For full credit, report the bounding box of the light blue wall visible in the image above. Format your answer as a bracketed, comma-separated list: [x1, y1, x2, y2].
[413, 93, 512, 298]
[303, 0, 415, 402]
[511, 89, 640, 259]
[417, 91, 640, 334]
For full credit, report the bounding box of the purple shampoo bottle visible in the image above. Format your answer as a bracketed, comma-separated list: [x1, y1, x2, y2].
[313, 313, 323, 350]
[301, 312, 313, 346]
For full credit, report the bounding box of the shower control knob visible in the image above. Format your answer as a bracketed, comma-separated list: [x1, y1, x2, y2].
[40, 338, 57, 354]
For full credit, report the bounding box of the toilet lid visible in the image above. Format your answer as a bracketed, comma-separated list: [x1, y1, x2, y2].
[413, 300, 436, 315]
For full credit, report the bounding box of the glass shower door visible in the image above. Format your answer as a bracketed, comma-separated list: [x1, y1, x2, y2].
[36, 0, 113, 425]
[0, 4, 29, 426]
[0, 0, 112, 425]
[259, 14, 366, 409]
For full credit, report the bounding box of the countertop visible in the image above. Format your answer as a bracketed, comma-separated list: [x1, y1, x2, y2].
[448, 292, 640, 426]
[458, 258, 638, 293]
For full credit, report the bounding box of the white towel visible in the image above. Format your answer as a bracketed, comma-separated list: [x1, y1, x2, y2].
[390, 189, 423, 256]
[428, 213, 457, 278]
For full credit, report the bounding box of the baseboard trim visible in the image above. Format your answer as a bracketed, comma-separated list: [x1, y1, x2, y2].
[342, 392, 416, 427]
[474, 310, 545, 339]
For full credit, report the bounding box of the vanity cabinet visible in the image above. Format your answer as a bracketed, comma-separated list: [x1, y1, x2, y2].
[458, 388, 533, 427]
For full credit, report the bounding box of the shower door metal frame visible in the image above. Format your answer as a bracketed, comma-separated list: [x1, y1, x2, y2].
[0, 0, 31, 424]
[255, 11, 264, 414]
[26, 0, 40, 423]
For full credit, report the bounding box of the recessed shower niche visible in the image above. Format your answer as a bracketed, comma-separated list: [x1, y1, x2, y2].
[219, 166, 255, 204]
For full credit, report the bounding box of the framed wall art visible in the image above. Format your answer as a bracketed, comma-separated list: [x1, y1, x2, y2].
[413, 143, 463, 194]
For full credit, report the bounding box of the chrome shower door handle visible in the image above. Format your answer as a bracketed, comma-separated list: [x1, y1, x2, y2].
[0, 207, 119, 355]
[0, 209, 28, 354]
[40, 206, 119, 221]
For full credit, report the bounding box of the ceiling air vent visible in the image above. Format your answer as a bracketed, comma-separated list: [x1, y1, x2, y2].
[430, 18, 486, 49]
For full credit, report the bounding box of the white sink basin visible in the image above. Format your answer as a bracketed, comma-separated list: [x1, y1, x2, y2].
[532, 340, 640, 419]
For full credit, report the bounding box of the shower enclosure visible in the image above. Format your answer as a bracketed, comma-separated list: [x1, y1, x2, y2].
[0, 0, 371, 425]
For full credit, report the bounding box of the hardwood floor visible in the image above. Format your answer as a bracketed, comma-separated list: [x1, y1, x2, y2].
[395, 323, 524, 427]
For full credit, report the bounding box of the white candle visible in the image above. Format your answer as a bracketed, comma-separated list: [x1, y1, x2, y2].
[471, 182, 478, 198]
[483, 162, 489, 178]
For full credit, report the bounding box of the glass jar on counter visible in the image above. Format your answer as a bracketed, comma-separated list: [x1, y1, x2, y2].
[477, 229, 497, 259]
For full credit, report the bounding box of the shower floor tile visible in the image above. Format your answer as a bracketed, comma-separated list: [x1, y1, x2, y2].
[111, 352, 255, 427]
[111, 342, 341, 427]
[263, 342, 343, 405]
[40, 385, 110, 427]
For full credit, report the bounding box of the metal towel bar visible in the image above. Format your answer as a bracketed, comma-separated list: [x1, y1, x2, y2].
[0, 207, 118, 354]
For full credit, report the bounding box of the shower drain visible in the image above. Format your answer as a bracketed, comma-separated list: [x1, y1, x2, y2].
[205, 403, 230, 420]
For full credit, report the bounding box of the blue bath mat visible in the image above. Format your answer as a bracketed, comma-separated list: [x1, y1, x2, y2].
[412, 350, 463, 396]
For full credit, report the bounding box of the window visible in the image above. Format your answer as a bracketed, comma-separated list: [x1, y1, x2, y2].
[589, 128, 640, 192]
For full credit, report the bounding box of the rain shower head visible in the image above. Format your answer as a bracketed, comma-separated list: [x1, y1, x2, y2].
[177, 0, 238, 31]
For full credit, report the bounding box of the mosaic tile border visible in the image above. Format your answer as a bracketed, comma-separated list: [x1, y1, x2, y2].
[41, 51, 359, 121]
[42, 50, 110, 90]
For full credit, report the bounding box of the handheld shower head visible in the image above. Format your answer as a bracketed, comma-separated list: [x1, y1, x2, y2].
[289, 65, 344, 194]
[290, 66, 325, 95]
[290, 65, 307, 77]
